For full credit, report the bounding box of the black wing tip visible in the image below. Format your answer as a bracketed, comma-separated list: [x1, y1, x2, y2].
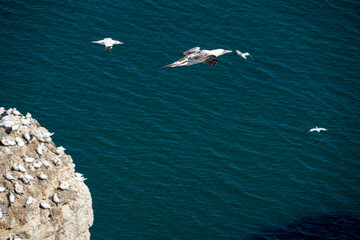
[203, 55, 218, 66]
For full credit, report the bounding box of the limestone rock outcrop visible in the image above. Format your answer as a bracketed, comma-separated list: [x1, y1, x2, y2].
[0, 107, 93, 240]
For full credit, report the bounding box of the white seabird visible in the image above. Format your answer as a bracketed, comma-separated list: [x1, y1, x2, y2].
[162, 47, 232, 68]
[24, 196, 35, 207]
[56, 146, 66, 155]
[52, 193, 60, 205]
[4, 172, 15, 181]
[15, 137, 25, 147]
[92, 38, 124, 52]
[59, 181, 71, 190]
[8, 191, 15, 205]
[235, 50, 253, 60]
[20, 174, 35, 184]
[24, 157, 35, 163]
[40, 201, 52, 209]
[52, 156, 62, 166]
[18, 164, 27, 173]
[38, 173, 48, 180]
[41, 160, 50, 168]
[74, 172, 87, 182]
[23, 132, 32, 142]
[14, 182, 24, 195]
[306, 127, 328, 132]
[33, 160, 43, 169]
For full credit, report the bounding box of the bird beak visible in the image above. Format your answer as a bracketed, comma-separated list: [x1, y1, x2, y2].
[224, 50, 232, 54]
[116, 41, 124, 45]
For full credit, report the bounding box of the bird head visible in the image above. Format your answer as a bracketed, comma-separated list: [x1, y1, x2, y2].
[210, 49, 232, 57]
[114, 41, 124, 45]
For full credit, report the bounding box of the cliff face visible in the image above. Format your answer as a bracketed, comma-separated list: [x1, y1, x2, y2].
[0, 107, 93, 240]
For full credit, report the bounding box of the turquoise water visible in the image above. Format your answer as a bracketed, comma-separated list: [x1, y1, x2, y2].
[1, 0, 360, 239]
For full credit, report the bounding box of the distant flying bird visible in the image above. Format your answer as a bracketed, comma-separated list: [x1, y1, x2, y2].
[235, 50, 253, 60]
[92, 38, 124, 52]
[162, 47, 232, 68]
[306, 127, 328, 132]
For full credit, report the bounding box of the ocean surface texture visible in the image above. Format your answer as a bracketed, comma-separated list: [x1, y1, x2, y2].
[1, 1, 359, 239]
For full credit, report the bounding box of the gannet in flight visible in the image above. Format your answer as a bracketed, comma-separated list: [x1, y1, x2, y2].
[92, 38, 124, 52]
[306, 127, 328, 132]
[235, 50, 253, 60]
[162, 47, 232, 68]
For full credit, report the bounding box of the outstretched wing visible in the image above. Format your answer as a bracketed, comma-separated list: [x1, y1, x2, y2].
[194, 54, 218, 66]
[183, 47, 200, 55]
[92, 40, 105, 45]
[247, 53, 254, 60]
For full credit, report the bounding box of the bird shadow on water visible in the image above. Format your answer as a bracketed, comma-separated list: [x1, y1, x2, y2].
[248, 214, 360, 240]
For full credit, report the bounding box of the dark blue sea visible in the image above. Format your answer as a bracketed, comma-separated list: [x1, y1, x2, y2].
[1, 0, 360, 239]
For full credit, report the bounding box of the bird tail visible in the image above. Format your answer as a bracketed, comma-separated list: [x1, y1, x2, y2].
[161, 63, 173, 68]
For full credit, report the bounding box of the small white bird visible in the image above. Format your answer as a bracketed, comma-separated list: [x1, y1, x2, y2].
[24, 157, 35, 163]
[306, 127, 328, 132]
[12, 163, 19, 171]
[14, 182, 24, 194]
[59, 181, 71, 190]
[52, 193, 60, 205]
[24, 196, 35, 207]
[20, 173, 35, 184]
[41, 160, 50, 168]
[56, 146, 66, 155]
[33, 160, 43, 169]
[52, 156, 62, 166]
[12, 108, 21, 116]
[38, 173, 48, 180]
[28, 165, 35, 171]
[18, 164, 27, 173]
[92, 38, 124, 52]
[20, 116, 31, 126]
[15, 137, 25, 147]
[74, 172, 87, 182]
[36, 145, 43, 155]
[23, 132, 32, 142]
[4, 172, 14, 181]
[235, 50, 254, 60]
[0, 186, 6, 192]
[40, 201, 52, 209]
[8, 191, 16, 205]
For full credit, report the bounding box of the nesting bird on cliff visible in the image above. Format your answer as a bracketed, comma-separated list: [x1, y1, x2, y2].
[8, 191, 16, 205]
[52, 193, 60, 205]
[59, 181, 71, 190]
[40, 201, 52, 209]
[4, 172, 14, 181]
[24, 196, 35, 207]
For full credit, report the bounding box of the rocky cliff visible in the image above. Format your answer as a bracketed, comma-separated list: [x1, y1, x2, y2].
[0, 107, 93, 240]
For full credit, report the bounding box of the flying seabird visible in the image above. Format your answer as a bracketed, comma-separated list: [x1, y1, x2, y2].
[235, 50, 253, 60]
[306, 127, 328, 132]
[162, 47, 232, 68]
[92, 38, 124, 52]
